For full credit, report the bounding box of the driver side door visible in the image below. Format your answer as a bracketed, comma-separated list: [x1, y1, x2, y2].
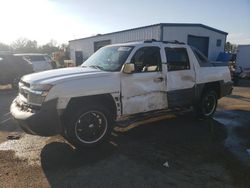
[121, 46, 168, 115]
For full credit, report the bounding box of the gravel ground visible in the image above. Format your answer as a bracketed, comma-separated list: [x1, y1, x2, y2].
[0, 80, 249, 188]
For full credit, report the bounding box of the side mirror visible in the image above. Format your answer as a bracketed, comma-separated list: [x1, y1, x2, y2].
[123, 63, 135, 74]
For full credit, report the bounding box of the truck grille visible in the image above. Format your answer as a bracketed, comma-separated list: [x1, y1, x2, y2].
[19, 88, 28, 98]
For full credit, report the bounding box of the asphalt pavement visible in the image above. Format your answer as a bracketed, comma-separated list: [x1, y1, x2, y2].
[0, 81, 249, 188]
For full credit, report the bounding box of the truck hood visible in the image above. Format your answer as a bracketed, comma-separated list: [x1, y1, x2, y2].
[22, 67, 110, 85]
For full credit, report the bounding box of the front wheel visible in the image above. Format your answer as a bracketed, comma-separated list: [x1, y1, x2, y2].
[196, 90, 218, 118]
[64, 104, 113, 148]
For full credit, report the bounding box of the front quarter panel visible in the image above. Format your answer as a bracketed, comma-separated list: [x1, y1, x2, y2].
[45, 72, 121, 109]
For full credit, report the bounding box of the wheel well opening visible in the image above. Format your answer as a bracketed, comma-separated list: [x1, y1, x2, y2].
[203, 81, 221, 98]
[65, 94, 117, 119]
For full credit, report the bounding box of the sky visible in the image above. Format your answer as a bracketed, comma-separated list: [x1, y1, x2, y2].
[0, 0, 249, 45]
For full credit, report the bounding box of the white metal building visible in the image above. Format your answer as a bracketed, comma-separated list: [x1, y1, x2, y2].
[69, 23, 228, 65]
[236, 45, 250, 69]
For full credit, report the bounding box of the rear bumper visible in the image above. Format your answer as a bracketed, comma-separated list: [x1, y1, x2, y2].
[220, 81, 233, 97]
[10, 97, 62, 136]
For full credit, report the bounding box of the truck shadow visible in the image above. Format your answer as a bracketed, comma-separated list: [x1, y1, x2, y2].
[226, 94, 250, 102]
[40, 112, 249, 188]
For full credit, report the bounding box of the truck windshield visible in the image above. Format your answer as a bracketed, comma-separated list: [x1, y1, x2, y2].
[82, 46, 134, 71]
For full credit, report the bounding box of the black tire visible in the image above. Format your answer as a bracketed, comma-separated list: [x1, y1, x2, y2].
[196, 90, 218, 118]
[64, 104, 113, 148]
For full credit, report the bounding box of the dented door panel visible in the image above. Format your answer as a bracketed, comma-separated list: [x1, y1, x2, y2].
[166, 66, 195, 91]
[121, 72, 168, 115]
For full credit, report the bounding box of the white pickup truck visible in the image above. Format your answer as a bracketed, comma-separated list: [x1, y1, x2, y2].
[11, 40, 232, 148]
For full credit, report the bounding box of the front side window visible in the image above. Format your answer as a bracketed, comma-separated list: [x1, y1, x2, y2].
[82, 46, 133, 72]
[165, 48, 190, 71]
[131, 47, 161, 73]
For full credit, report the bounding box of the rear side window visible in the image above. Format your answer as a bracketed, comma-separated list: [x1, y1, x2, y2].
[165, 48, 190, 71]
[24, 55, 45, 62]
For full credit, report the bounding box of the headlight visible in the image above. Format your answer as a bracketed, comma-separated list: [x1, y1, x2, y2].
[30, 84, 53, 91]
[28, 84, 53, 106]
[28, 91, 46, 106]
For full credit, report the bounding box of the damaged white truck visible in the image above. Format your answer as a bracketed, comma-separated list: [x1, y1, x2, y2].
[11, 40, 232, 148]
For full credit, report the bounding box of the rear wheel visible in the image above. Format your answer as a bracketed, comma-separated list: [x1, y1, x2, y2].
[64, 104, 113, 148]
[196, 90, 217, 118]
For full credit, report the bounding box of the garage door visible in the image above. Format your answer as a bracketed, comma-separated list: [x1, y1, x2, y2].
[94, 40, 111, 52]
[187, 35, 209, 57]
[75, 51, 83, 66]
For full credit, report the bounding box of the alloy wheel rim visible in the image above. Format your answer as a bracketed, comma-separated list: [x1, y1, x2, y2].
[74, 111, 108, 144]
[202, 94, 216, 116]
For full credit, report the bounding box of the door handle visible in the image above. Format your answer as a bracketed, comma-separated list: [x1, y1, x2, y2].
[153, 77, 164, 82]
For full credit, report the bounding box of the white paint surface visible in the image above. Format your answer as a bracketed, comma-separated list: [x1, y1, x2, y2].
[121, 71, 168, 115]
[69, 24, 227, 62]
[237, 45, 250, 69]
[69, 25, 161, 62]
[163, 26, 226, 61]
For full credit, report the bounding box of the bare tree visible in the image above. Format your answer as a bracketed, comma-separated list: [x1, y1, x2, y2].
[40, 40, 60, 55]
[0, 42, 11, 51]
[11, 38, 38, 53]
[225, 42, 237, 53]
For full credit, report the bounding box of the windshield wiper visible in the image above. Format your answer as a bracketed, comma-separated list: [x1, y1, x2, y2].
[88, 65, 104, 70]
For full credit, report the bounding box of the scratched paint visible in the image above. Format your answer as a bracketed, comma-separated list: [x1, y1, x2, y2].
[121, 70, 168, 115]
[122, 92, 168, 115]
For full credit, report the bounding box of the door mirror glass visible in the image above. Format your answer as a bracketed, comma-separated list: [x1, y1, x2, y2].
[123, 63, 135, 74]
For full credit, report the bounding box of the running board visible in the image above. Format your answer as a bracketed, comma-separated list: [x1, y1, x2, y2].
[115, 108, 192, 128]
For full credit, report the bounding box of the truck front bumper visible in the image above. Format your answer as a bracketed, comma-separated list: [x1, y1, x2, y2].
[10, 97, 62, 136]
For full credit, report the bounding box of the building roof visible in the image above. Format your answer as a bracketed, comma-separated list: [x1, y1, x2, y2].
[69, 23, 228, 42]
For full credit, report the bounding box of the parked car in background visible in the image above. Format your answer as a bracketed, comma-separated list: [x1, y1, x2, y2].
[0, 53, 33, 88]
[14, 53, 54, 72]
